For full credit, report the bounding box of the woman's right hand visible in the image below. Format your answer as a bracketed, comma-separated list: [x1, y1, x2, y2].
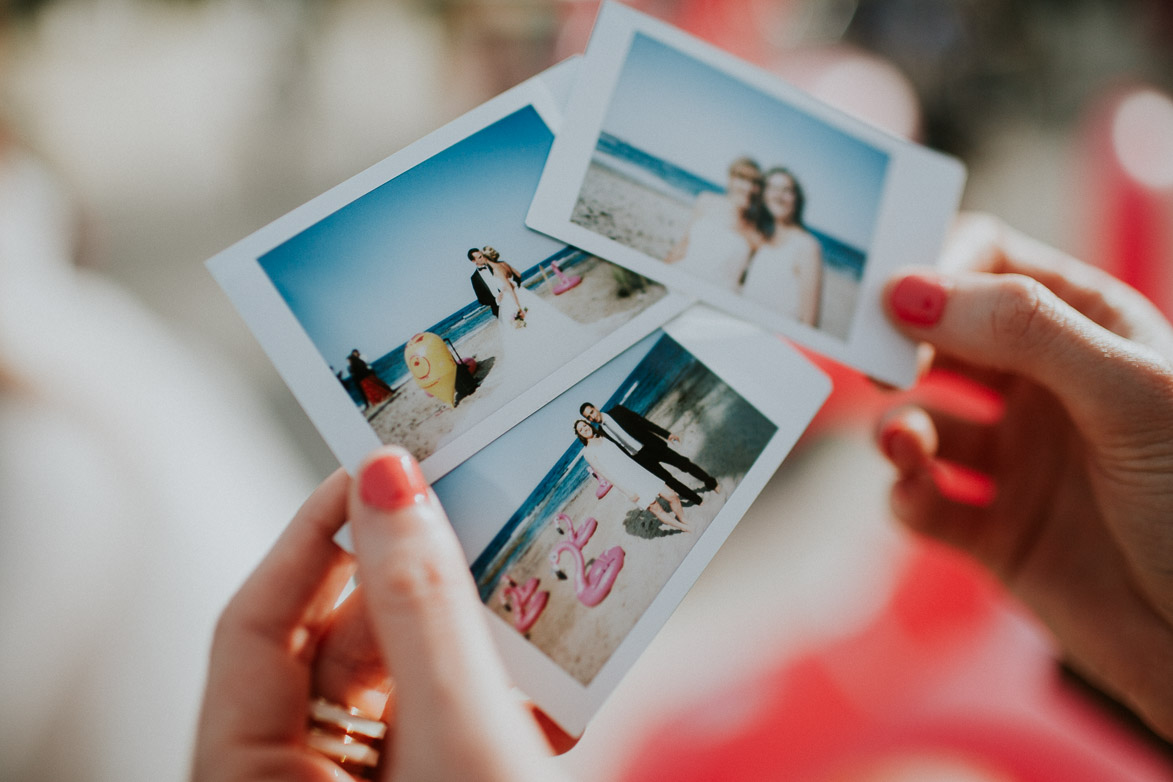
[876, 215, 1173, 739]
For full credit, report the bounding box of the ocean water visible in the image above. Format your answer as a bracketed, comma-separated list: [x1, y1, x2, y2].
[595, 131, 723, 203]
[347, 246, 593, 395]
[471, 334, 703, 600]
[593, 132, 867, 279]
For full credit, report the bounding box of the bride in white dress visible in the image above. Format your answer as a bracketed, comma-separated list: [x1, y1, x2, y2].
[475, 247, 590, 377]
[742, 168, 823, 327]
[574, 420, 689, 532]
[665, 157, 763, 291]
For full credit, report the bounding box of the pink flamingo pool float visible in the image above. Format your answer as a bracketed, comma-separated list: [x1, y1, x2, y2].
[499, 576, 548, 633]
[549, 260, 582, 294]
[588, 466, 612, 498]
[550, 541, 625, 607]
[554, 513, 597, 549]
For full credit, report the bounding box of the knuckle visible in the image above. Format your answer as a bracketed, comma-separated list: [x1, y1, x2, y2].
[212, 595, 247, 646]
[1076, 285, 1115, 326]
[209, 611, 235, 656]
[213, 593, 278, 651]
[371, 538, 463, 614]
[989, 275, 1054, 346]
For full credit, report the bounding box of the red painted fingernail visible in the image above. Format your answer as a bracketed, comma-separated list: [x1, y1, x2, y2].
[890, 274, 948, 326]
[931, 460, 997, 508]
[878, 422, 901, 461]
[359, 450, 429, 511]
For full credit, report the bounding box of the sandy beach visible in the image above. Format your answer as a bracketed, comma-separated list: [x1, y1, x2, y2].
[366, 255, 666, 462]
[572, 159, 861, 340]
[484, 369, 775, 685]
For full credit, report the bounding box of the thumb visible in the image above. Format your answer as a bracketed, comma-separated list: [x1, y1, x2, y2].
[885, 269, 1170, 433]
[348, 446, 550, 776]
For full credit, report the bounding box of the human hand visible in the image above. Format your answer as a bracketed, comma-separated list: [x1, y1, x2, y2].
[192, 447, 571, 781]
[668, 433, 681, 444]
[876, 214, 1173, 739]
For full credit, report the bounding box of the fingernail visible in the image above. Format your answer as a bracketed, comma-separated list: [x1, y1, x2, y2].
[878, 422, 901, 461]
[931, 460, 997, 508]
[890, 274, 948, 326]
[359, 450, 429, 511]
[878, 422, 924, 474]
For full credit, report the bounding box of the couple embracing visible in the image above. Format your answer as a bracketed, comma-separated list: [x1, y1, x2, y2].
[468, 245, 581, 363]
[573, 401, 718, 534]
[667, 158, 823, 327]
[468, 246, 530, 326]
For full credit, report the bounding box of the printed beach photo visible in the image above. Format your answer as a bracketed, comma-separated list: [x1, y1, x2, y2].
[569, 32, 888, 341]
[256, 103, 668, 465]
[435, 328, 777, 685]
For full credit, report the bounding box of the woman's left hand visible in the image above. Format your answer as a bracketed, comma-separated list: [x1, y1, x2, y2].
[192, 446, 571, 781]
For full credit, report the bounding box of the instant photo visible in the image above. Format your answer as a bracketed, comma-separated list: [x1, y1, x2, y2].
[435, 306, 830, 735]
[528, 2, 966, 386]
[209, 66, 689, 477]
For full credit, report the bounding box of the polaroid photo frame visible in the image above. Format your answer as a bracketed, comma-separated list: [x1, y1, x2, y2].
[527, 2, 967, 387]
[209, 61, 691, 478]
[433, 305, 831, 735]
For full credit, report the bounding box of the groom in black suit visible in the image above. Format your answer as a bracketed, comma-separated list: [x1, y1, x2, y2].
[580, 401, 718, 505]
[468, 248, 501, 317]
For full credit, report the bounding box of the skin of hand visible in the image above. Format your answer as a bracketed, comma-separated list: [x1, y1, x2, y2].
[192, 447, 572, 782]
[877, 214, 1173, 740]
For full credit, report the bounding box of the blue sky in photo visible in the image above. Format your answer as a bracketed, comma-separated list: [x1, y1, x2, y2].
[601, 33, 889, 250]
[434, 331, 654, 560]
[259, 106, 563, 367]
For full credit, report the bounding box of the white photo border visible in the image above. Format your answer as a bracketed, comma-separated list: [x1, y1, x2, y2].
[208, 61, 692, 479]
[527, 2, 966, 387]
[467, 305, 831, 736]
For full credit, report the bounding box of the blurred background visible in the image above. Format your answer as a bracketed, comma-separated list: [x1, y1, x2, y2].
[1, 1, 1171, 780]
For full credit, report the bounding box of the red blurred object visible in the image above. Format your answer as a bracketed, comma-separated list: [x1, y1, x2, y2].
[618, 542, 1173, 781]
[670, 0, 777, 64]
[1080, 85, 1173, 320]
[793, 344, 1003, 446]
[554, 0, 789, 65]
